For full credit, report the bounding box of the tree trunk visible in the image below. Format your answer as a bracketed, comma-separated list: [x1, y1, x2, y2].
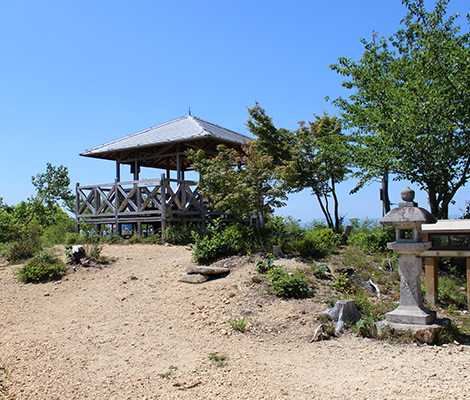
[382, 171, 391, 215]
[315, 192, 333, 229]
[427, 184, 440, 218]
[331, 177, 341, 233]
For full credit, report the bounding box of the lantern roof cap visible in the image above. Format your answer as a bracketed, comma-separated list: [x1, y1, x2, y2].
[380, 187, 437, 226]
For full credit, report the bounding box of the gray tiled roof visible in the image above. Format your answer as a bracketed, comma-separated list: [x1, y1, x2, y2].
[81, 115, 251, 156]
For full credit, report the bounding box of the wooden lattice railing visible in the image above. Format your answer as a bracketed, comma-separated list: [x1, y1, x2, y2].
[76, 177, 206, 223]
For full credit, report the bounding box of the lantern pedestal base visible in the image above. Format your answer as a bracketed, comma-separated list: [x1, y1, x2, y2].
[385, 305, 436, 325]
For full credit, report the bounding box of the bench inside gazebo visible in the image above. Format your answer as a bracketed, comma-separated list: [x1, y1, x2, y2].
[422, 219, 470, 310]
[76, 115, 251, 236]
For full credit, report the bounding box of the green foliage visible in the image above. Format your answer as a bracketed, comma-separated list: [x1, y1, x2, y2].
[266, 266, 315, 299]
[191, 220, 245, 264]
[65, 232, 84, 245]
[438, 275, 468, 310]
[188, 141, 287, 227]
[247, 103, 350, 232]
[0, 366, 8, 394]
[41, 211, 76, 246]
[208, 352, 228, 367]
[101, 234, 124, 244]
[32, 163, 75, 214]
[158, 365, 178, 379]
[15, 250, 66, 283]
[227, 316, 249, 332]
[348, 223, 395, 254]
[354, 316, 377, 338]
[5, 221, 44, 261]
[84, 242, 103, 262]
[288, 228, 340, 259]
[331, 0, 470, 219]
[333, 272, 354, 294]
[255, 254, 275, 274]
[163, 224, 195, 245]
[312, 264, 330, 279]
[126, 234, 145, 245]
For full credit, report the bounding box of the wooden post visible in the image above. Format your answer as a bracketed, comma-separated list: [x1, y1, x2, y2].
[467, 258, 470, 311]
[115, 180, 121, 236]
[116, 161, 121, 182]
[75, 182, 80, 233]
[425, 257, 438, 307]
[161, 173, 167, 241]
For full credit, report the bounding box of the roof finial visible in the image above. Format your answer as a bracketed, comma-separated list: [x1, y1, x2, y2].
[188, 107, 191, 116]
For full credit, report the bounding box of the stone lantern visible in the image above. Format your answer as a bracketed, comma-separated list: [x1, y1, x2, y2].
[380, 187, 437, 325]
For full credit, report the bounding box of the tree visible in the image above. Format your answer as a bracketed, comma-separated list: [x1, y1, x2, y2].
[187, 142, 286, 227]
[331, 0, 470, 218]
[247, 103, 350, 233]
[288, 113, 350, 232]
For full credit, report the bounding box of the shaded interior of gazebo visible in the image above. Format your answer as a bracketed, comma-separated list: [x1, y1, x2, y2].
[76, 115, 251, 236]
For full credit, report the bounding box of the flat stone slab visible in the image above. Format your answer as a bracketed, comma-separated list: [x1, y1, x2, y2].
[186, 266, 230, 275]
[375, 318, 450, 344]
[179, 274, 209, 284]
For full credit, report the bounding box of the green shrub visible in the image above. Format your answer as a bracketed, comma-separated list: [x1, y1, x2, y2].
[163, 224, 195, 245]
[333, 272, 354, 294]
[312, 264, 330, 279]
[288, 228, 340, 259]
[354, 316, 377, 337]
[266, 266, 315, 299]
[41, 216, 76, 246]
[101, 234, 124, 244]
[192, 220, 244, 264]
[6, 240, 40, 261]
[255, 254, 275, 274]
[85, 242, 103, 261]
[348, 224, 395, 254]
[15, 250, 66, 282]
[65, 232, 84, 245]
[126, 234, 145, 244]
[228, 316, 249, 332]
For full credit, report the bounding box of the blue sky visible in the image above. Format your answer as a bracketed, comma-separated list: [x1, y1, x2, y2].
[1, 0, 468, 223]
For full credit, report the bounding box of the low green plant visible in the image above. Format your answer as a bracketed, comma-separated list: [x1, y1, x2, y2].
[65, 232, 84, 245]
[255, 254, 275, 274]
[333, 272, 354, 294]
[15, 250, 66, 283]
[101, 234, 124, 244]
[348, 221, 395, 254]
[436, 322, 462, 345]
[192, 219, 244, 264]
[266, 266, 315, 299]
[0, 366, 7, 394]
[228, 316, 249, 332]
[158, 365, 178, 379]
[208, 352, 228, 367]
[354, 316, 377, 337]
[287, 228, 340, 259]
[163, 224, 195, 245]
[85, 242, 103, 262]
[439, 275, 468, 310]
[126, 234, 145, 245]
[312, 264, 330, 279]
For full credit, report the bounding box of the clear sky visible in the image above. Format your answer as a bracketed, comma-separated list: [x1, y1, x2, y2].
[1, 0, 468, 223]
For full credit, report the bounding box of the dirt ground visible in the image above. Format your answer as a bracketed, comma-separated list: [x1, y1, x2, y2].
[0, 244, 469, 400]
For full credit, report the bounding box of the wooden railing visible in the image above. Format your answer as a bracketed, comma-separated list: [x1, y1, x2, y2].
[76, 176, 206, 223]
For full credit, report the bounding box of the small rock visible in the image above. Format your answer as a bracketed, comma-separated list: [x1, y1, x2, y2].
[179, 274, 209, 284]
[186, 266, 230, 275]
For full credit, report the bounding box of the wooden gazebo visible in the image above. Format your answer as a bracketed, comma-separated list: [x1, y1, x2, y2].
[76, 115, 251, 235]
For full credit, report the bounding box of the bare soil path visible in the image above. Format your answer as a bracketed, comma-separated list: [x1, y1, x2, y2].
[1, 244, 469, 399]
